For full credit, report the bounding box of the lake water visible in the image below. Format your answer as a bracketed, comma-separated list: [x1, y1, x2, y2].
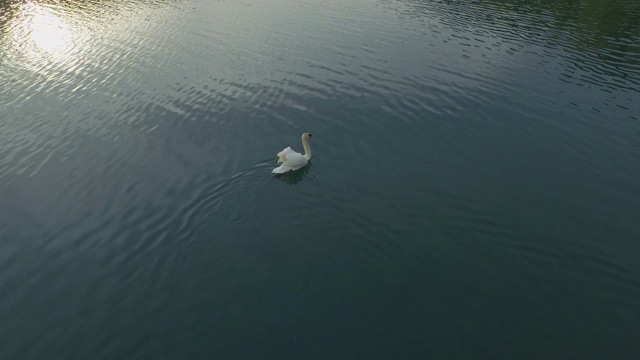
[1, 0, 639, 358]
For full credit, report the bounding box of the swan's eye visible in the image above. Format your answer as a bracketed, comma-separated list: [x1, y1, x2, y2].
[309, 134, 313, 138]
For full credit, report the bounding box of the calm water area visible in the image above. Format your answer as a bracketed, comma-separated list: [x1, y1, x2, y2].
[1, 0, 639, 358]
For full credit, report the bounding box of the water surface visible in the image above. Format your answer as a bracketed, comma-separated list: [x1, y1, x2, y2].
[1, 0, 639, 358]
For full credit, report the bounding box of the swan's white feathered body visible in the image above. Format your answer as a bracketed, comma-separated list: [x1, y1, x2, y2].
[272, 133, 313, 174]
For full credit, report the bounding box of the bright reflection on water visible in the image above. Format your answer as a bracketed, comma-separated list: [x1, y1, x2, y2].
[13, 3, 74, 56]
[3, 1, 83, 77]
[0, 0, 640, 358]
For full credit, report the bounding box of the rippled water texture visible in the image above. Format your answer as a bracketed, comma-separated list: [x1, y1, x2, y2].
[1, 0, 639, 358]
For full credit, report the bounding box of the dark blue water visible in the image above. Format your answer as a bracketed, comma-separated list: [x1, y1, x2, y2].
[1, 0, 639, 358]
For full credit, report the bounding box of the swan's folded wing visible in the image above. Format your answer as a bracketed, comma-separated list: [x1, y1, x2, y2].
[283, 152, 307, 167]
[272, 164, 292, 174]
[277, 147, 295, 163]
[277, 147, 294, 157]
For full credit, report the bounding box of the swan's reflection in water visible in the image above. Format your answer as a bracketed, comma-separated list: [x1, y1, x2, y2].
[275, 162, 312, 184]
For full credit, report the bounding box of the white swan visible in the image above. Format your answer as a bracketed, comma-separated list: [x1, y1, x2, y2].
[272, 133, 313, 174]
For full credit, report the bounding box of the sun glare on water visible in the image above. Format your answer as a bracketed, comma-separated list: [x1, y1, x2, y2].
[11, 2, 76, 63]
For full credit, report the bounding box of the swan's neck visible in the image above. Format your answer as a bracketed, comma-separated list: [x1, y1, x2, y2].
[302, 136, 312, 160]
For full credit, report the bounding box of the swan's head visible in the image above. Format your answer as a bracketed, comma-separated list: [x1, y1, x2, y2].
[302, 133, 313, 139]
